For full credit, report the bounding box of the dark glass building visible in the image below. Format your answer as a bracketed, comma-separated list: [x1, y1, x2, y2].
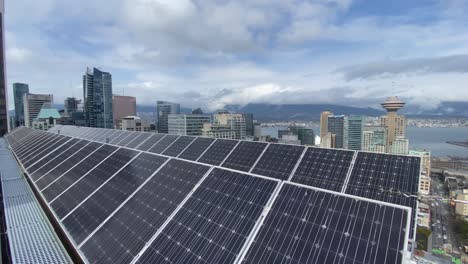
[13, 83, 29, 126]
[0, 0, 7, 136]
[83, 67, 113, 128]
[156, 101, 180, 133]
[327, 115, 346, 149]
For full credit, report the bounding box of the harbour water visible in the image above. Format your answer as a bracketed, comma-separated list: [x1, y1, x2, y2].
[261, 126, 468, 157]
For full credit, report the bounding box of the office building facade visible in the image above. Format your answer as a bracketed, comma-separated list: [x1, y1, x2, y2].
[320, 111, 333, 147]
[83, 67, 113, 128]
[327, 115, 347, 149]
[203, 113, 246, 139]
[64, 97, 81, 115]
[23, 93, 53, 127]
[113, 95, 136, 129]
[390, 136, 409, 155]
[157, 101, 180, 133]
[168, 114, 211, 136]
[347, 116, 364, 150]
[0, 0, 7, 136]
[121, 116, 150, 132]
[13, 83, 29, 126]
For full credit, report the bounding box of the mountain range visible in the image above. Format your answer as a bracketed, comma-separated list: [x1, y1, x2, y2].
[8, 101, 468, 122]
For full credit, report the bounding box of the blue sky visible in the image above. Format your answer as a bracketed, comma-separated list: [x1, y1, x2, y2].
[5, 0, 468, 111]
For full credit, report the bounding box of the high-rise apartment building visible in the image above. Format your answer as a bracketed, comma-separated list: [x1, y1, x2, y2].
[320, 111, 333, 147]
[203, 113, 246, 139]
[157, 101, 180, 133]
[347, 115, 364, 151]
[362, 126, 387, 153]
[121, 116, 150, 132]
[113, 95, 136, 129]
[13, 83, 29, 126]
[327, 115, 347, 149]
[289, 127, 315, 145]
[168, 114, 211, 136]
[23, 93, 53, 127]
[390, 136, 409, 155]
[381, 97, 406, 151]
[83, 67, 113, 128]
[64, 97, 81, 115]
[243, 113, 254, 137]
[0, 0, 7, 136]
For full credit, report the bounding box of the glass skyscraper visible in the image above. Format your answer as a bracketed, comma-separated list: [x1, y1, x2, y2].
[13, 83, 29, 126]
[0, 0, 8, 136]
[83, 67, 113, 128]
[347, 115, 364, 151]
[327, 115, 346, 149]
[157, 101, 180, 133]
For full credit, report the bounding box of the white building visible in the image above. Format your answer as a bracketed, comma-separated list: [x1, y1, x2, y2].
[390, 136, 409, 155]
[121, 116, 150, 132]
[168, 114, 211, 136]
[203, 113, 246, 139]
[23, 93, 53, 128]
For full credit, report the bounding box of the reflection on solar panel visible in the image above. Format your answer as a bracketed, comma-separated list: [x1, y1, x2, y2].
[62, 153, 168, 245]
[162, 136, 195, 157]
[16, 133, 56, 160]
[178, 137, 215, 161]
[27, 138, 81, 174]
[41, 144, 114, 202]
[222, 141, 268, 172]
[252, 144, 305, 180]
[50, 148, 139, 219]
[291, 148, 355, 192]
[109, 131, 132, 145]
[242, 183, 410, 264]
[345, 152, 420, 238]
[116, 131, 138, 146]
[197, 139, 238, 165]
[136, 134, 165, 151]
[22, 136, 71, 168]
[126, 133, 152, 148]
[80, 159, 210, 264]
[148, 135, 179, 154]
[135, 168, 279, 264]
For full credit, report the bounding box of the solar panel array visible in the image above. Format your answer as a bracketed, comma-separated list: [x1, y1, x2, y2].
[4, 125, 420, 264]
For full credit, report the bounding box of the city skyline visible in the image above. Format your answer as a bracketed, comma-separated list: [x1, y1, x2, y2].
[5, 0, 468, 111]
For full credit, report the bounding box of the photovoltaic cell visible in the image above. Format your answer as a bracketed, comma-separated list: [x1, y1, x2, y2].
[178, 137, 215, 161]
[125, 133, 152, 148]
[41, 144, 114, 202]
[222, 141, 268, 172]
[116, 131, 138, 146]
[80, 159, 210, 264]
[136, 134, 165, 151]
[16, 133, 56, 160]
[27, 138, 81, 175]
[345, 152, 420, 238]
[148, 135, 179, 154]
[291, 148, 355, 192]
[22, 136, 71, 168]
[62, 153, 168, 245]
[243, 183, 409, 264]
[109, 131, 132, 145]
[136, 168, 278, 264]
[197, 139, 238, 166]
[50, 148, 139, 219]
[32, 141, 96, 186]
[252, 144, 305, 180]
[161, 136, 195, 157]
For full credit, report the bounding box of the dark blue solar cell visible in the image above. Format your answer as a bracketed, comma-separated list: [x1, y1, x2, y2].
[178, 137, 215, 161]
[222, 141, 268, 172]
[252, 144, 305, 180]
[291, 148, 355, 192]
[148, 135, 179, 154]
[136, 134, 165, 151]
[197, 139, 238, 166]
[162, 136, 195, 157]
[27, 138, 81, 175]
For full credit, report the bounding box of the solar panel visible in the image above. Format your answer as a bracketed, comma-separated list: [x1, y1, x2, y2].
[27, 138, 81, 175]
[32, 141, 97, 186]
[148, 135, 179, 154]
[94, 129, 117, 143]
[161, 136, 195, 157]
[62, 153, 168, 245]
[136, 134, 165, 151]
[80, 159, 211, 264]
[16, 134, 60, 162]
[50, 148, 139, 219]
[116, 131, 139, 146]
[178, 137, 215, 161]
[22, 136, 71, 168]
[125, 132, 152, 148]
[197, 139, 238, 165]
[251, 144, 305, 180]
[41, 144, 115, 202]
[242, 183, 410, 264]
[291, 148, 355, 192]
[344, 152, 420, 239]
[10, 130, 43, 152]
[15, 132, 52, 158]
[135, 168, 279, 264]
[222, 141, 268, 172]
[109, 131, 132, 145]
